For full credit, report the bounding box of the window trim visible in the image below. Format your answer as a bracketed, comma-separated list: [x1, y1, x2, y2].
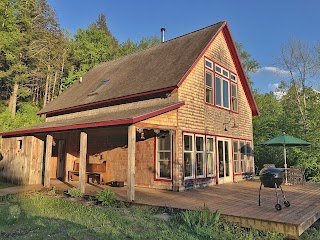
[231, 83, 238, 112]
[155, 134, 173, 181]
[195, 135, 206, 178]
[205, 58, 213, 70]
[205, 70, 214, 104]
[183, 133, 195, 180]
[204, 58, 238, 113]
[206, 136, 216, 177]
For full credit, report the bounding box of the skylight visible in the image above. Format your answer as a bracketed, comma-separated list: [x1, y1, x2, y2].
[88, 80, 109, 96]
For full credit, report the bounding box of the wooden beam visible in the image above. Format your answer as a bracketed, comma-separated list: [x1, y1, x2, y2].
[171, 130, 179, 192]
[79, 131, 87, 194]
[127, 125, 136, 201]
[44, 134, 53, 188]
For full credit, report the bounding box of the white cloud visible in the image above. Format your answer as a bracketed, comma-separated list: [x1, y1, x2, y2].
[258, 66, 290, 75]
[268, 83, 279, 91]
[273, 91, 287, 100]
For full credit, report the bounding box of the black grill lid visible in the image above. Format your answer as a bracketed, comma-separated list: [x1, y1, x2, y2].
[260, 167, 284, 188]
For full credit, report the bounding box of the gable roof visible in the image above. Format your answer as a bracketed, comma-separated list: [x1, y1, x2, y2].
[39, 21, 258, 116]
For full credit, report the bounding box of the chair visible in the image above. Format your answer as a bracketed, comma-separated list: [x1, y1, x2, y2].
[289, 166, 305, 185]
[263, 164, 275, 168]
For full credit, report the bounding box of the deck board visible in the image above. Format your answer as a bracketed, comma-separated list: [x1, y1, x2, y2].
[52, 179, 320, 238]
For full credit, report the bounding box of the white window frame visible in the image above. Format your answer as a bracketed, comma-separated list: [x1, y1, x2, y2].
[230, 73, 237, 82]
[246, 141, 254, 173]
[231, 83, 238, 112]
[183, 133, 194, 179]
[195, 135, 206, 178]
[206, 136, 216, 177]
[156, 134, 172, 180]
[222, 78, 230, 109]
[233, 140, 240, 174]
[205, 70, 214, 104]
[205, 58, 213, 70]
[240, 141, 246, 173]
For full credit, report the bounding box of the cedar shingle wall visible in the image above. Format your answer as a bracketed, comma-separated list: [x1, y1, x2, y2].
[177, 31, 254, 186]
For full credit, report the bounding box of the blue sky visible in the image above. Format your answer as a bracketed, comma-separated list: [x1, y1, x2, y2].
[47, 0, 320, 93]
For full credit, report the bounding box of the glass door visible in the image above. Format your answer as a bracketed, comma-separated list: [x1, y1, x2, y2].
[217, 138, 232, 184]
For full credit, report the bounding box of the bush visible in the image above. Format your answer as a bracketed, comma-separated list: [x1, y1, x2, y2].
[178, 207, 220, 229]
[96, 189, 115, 206]
[67, 188, 83, 198]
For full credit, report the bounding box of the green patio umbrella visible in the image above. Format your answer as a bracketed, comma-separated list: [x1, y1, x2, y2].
[261, 133, 311, 184]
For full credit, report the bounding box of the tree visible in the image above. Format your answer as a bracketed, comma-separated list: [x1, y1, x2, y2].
[277, 39, 320, 131]
[236, 42, 259, 87]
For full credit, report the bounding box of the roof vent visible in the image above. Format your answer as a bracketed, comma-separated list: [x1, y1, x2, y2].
[161, 28, 166, 43]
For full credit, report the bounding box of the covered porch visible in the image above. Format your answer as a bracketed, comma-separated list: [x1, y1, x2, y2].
[43, 124, 178, 202]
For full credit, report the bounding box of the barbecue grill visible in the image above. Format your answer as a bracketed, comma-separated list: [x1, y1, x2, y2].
[258, 167, 290, 211]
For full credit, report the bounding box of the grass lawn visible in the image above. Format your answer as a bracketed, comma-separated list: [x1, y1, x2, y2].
[0, 190, 318, 239]
[0, 181, 15, 189]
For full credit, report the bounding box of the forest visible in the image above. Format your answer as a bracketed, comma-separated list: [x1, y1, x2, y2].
[1, 0, 320, 181]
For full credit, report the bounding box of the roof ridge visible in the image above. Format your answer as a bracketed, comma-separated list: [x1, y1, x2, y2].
[94, 21, 226, 69]
[164, 21, 226, 43]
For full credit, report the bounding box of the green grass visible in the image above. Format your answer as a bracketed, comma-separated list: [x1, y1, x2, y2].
[0, 181, 15, 189]
[0, 191, 317, 239]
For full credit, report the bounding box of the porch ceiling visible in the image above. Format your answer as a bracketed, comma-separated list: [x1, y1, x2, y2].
[0, 101, 184, 137]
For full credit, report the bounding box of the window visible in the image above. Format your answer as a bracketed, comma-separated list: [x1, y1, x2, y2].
[230, 73, 237, 82]
[184, 134, 194, 179]
[196, 136, 205, 177]
[205, 59, 213, 70]
[206, 137, 215, 177]
[204, 61, 238, 112]
[222, 69, 229, 78]
[240, 141, 246, 172]
[222, 79, 230, 108]
[205, 71, 213, 104]
[156, 133, 172, 179]
[231, 83, 238, 112]
[246, 142, 254, 173]
[17, 139, 23, 152]
[215, 76, 221, 106]
[233, 141, 240, 174]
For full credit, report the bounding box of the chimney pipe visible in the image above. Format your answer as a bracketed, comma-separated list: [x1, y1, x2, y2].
[161, 28, 166, 43]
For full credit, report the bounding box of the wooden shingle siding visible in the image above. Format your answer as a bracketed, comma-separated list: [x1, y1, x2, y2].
[140, 109, 178, 127]
[177, 31, 254, 188]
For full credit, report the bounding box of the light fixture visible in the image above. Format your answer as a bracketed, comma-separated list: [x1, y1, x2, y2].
[136, 128, 145, 140]
[223, 117, 238, 131]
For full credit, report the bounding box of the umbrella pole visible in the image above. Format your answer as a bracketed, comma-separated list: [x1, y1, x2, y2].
[284, 144, 288, 185]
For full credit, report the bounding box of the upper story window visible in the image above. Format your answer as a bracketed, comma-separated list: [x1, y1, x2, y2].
[204, 59, 238, 112]
[205, 59, 213, 70]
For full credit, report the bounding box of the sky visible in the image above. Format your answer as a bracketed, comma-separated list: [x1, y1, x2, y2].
[47, 0, 320, 93]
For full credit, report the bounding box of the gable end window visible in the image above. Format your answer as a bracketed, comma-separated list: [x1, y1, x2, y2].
[204, 60, 238, 112]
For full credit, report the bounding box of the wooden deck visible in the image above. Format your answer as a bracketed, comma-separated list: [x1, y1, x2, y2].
[52, 179, 320, 238]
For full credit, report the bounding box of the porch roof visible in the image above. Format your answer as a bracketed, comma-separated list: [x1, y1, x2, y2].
[0, 101, 184, 137]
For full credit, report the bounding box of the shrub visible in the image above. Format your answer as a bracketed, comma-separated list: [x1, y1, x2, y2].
[67, 188, 83, 198]
[96, 189, 115, 206]
[179, 207, 220, 229]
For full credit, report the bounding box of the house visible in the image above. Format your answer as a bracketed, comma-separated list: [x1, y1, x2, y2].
[0, 21, 258, 201]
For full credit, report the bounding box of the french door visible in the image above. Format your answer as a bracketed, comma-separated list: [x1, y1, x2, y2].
[217, 138, 232, 184]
